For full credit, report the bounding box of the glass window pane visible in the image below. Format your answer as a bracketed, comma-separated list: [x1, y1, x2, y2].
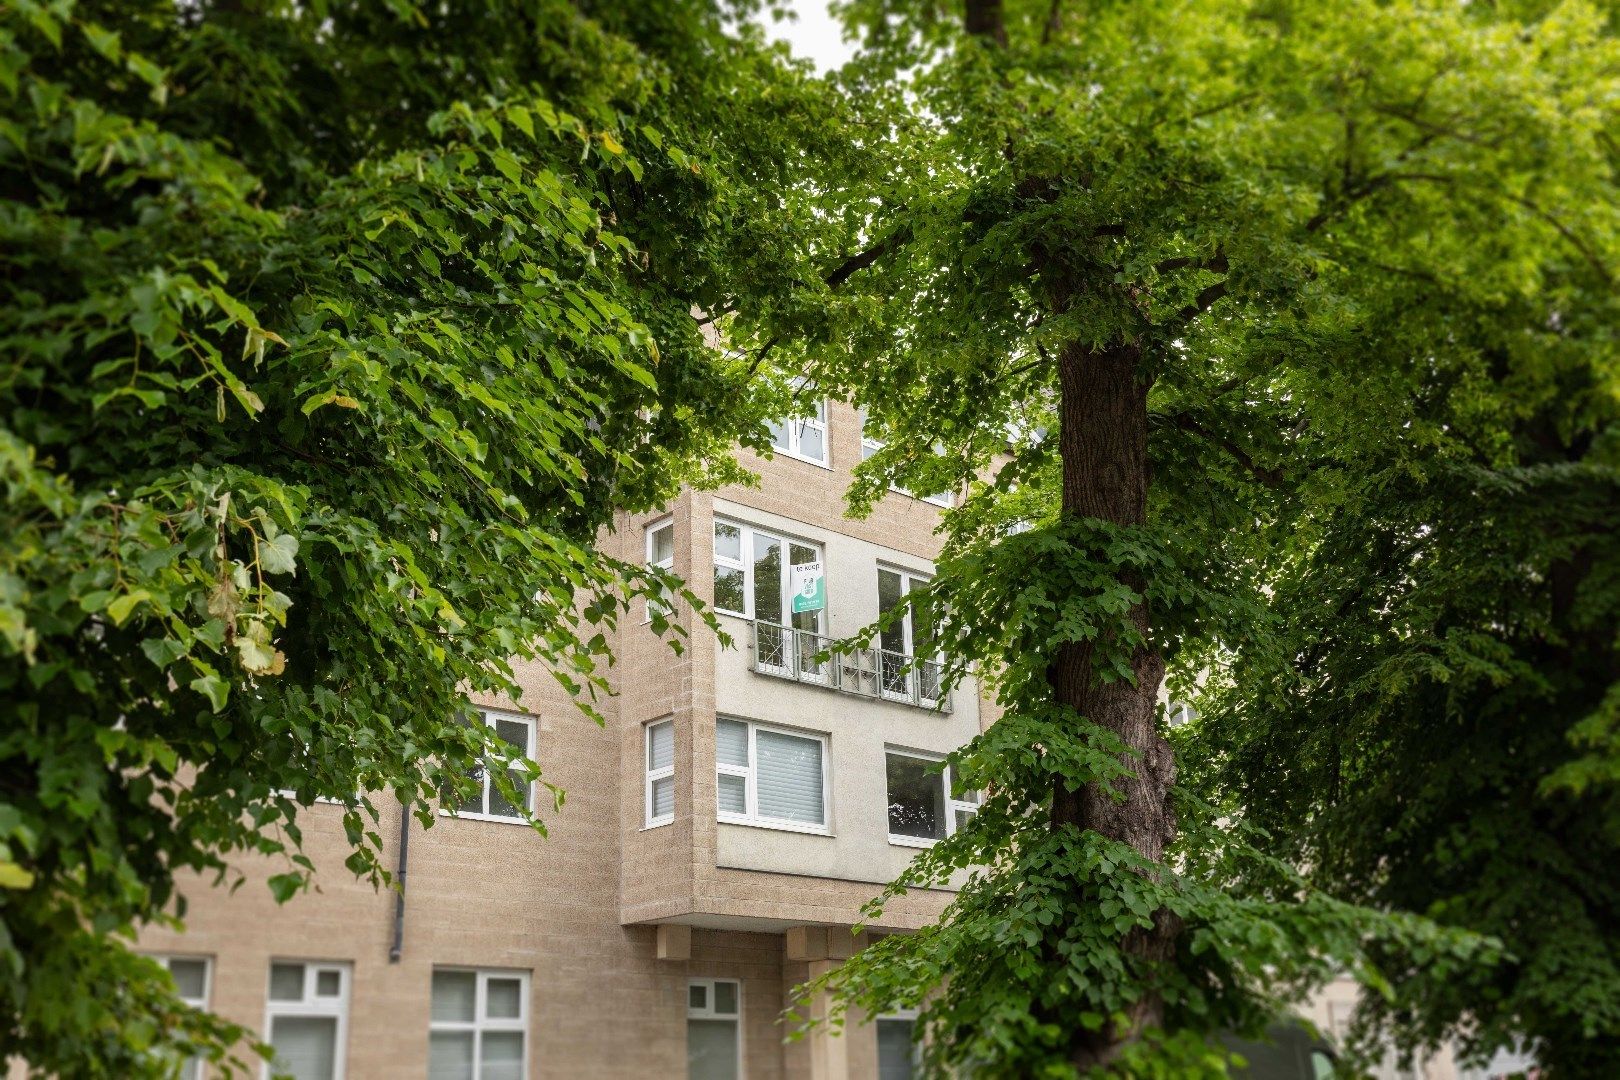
[485, 977, 522, 1020]
[432, 970, 477, 1023]
[886, 754, 945, 840]
[712, 981, 738, 1016]
[688, 1018, 739, 1080]
[167, 958, 208, 1001]
[650, 524, 674, 565]
[429, 1030, 475, 1080]
[487, 767, 529, 819]
[648, 722, 674, 772]
[268, 962, 305, 1002]
[796, 420, 824, 462]
[954, 808, 975, 833]
[716, 720, 749, 768]
[269, 1015, 338, 1080]
[480, 1031, 524, 1080]
[877, 570, 907, 655]
[878, 1018, 917, 1080]
[652, 776, 675, 819]
[717, 774, 747, 816]
[494, 719, 529, 753]
[713, 566, 745, 614]
[713, 522, 741, 562]
[689, 983, 708, 1011]
[315, 969, 341, 998]
[179, 1056, 201, 1080]
[752, 534, 782, 625]
[767, 418, 791, 453]
[755, 730, 823, 825]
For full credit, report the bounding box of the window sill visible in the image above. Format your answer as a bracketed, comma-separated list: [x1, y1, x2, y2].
[438, 809, 535, 827]
[769, 450, 833, 471]
[642, 818, 674, 831]
[718, 815, 833, 838]
[888, 834, 941, 849]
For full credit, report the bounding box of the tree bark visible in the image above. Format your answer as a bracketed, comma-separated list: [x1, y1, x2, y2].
[1050, 340, 1179, 1069]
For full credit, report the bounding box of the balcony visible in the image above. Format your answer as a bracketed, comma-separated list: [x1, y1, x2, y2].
[748, 620, 951, 712]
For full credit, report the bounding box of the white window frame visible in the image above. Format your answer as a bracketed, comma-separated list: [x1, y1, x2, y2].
[155, 955, 212, 1080]
[645, 718, 675, 829]
[263, 960, 350, 1080]
[884, 748, 978, 849]
[429, 967, 530, 1080]
[859, 411, 953, 507]
[645, 517, 675, 622]
[687, 978, 744, 1080]
[876, 566, 943, 706]
[716, 717, 831, 835]
[769, 389, 830, 467]
[711, 519, 826, 633]
[450, 708, 536, 824]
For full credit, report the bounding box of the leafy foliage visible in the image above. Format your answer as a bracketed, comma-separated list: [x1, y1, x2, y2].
[0, 0, 838, 1073]
[771, 0, 1620, 1075]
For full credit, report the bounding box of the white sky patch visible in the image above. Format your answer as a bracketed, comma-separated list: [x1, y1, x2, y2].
[762, 0, 856, 71]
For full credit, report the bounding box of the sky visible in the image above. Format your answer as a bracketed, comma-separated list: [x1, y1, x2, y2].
[761, 0, 856, 72]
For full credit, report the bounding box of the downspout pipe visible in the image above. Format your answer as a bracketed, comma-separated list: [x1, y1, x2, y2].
[388, 803, 410, 963]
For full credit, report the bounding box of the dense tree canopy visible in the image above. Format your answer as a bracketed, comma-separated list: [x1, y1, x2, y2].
[0, 0, 842, 1073]
[765, 0, 1620, 1076]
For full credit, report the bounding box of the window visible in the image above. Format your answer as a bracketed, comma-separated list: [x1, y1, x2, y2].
[716, 718, 828, 833]
[455, 710, 535, 823]
[877, 568, 942, 704]
[646, 719, 675, 828]
[877, 1013, 920, 1080]
[157, 955, 210, 1080]
[687, 979, 742, 1080]
[768, 393, 828, 466]
[885, 749, 978, 846]
[859, 411, 952, 507]
[711, 520, 824, 634]
[646, 519, 675, 620]
[264, 961, 350, 1080]
[429, 968, 529, 1080]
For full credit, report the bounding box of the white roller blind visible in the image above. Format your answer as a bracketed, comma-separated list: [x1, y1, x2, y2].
[652, 776, 675, 819]
[269, 1016, 338, 1080]
[755, 729, 823, 825]
[716, 719, 749, 768]
[432, 970, 476, 1023]
[648, 722, 673, 771]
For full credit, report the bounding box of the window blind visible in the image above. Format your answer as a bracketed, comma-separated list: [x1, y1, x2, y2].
[755, 729, 823, 824]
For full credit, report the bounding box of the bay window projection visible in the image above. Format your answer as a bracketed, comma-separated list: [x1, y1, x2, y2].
[645, 719, 675, 828]
[645, 518, 675, 620]
[885, 749, 979, 846]
[265, 961, 350, 1080]
[716, 717, 828, 832]
[429, 968, 529, 1080]
[687, 979, 742, 1080]
[877, 568, 942, 704]
[157, 956, 210, 1080]
[768, 393, 828, 466]
[457, 710, 536, 822]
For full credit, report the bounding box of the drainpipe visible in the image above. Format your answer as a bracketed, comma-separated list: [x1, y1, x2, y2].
[388, 803, 410, 963]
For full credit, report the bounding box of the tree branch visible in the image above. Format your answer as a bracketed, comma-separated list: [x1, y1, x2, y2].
[823, 224, 913, 288]
[1166, 413, 1283, 487]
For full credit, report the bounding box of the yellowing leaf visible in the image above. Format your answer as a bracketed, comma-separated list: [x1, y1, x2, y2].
[598, 130, 625, 155]
[0, 861, 34, 890]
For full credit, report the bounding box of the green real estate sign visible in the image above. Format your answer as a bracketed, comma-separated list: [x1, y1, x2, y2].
[790, 561, 825, 614]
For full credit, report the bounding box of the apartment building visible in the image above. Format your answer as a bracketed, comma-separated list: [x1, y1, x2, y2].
[133, 400, 986, 1080]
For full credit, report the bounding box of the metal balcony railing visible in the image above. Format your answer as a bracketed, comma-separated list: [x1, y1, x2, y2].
[749, 620, 950, 712]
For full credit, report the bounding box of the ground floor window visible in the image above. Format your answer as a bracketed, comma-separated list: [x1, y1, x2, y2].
[429, 968, 529, 1080]
[877, 1013, 920, 1080]
[265, 960, 350, 1080]
[687, 978, 742, 1080]
[156, 955, 210, 1080]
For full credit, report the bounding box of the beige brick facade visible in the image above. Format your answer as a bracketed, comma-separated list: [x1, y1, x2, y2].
[133, 402, 980, 1079]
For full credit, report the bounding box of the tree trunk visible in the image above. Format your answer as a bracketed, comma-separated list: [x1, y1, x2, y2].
[1050, 340, 1179, 1068]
